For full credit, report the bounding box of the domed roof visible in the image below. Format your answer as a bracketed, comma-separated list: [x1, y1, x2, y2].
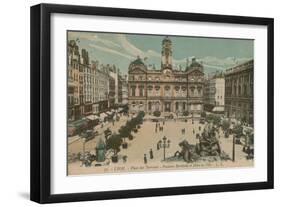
[190, 61, 202, 67]
[130, 57, 145, 66]
[189, 58, 203, 68]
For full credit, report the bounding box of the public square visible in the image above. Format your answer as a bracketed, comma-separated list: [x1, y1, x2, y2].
[68, 113, 253, 175]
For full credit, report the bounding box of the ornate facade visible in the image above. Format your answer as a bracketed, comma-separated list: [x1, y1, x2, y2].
[67, 40, 83, 121]
[225, 60, 253, 125]
[128, 37, 204, 116]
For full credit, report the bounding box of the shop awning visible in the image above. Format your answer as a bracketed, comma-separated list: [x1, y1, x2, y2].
[106, 111, 113, 116]
[99, 113, 108, 120]
[212, 106, 224, 112]
[86, 115, 99, 121]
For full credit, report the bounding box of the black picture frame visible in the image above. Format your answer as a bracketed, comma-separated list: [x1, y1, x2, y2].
[30, 3, 274, 204]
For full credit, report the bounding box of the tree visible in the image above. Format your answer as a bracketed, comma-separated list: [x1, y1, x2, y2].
[118, 125, 131, 143]
[119, 125, 129, 138]
[138, 111, 145, 118]
[106, 133, 122, 157]
[222, 120, 230, 132]
[206, 114, 221, 126]
[233, 124, 243, 138]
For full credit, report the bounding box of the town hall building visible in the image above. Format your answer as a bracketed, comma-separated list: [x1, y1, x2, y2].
[128, 36, 205, 116]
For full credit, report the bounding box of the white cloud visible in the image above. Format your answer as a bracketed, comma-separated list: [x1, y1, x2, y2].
[80, 32, 252, 73]
[68, 32, 121, 48]
[116, 34, 144, 58]
[89, 43, 134, 60]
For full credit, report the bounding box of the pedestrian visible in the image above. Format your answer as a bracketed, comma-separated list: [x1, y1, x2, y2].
[149, 149, 154, 159]
[193, 129, 195, 134]
[122, 155, 127, 163]
[144, 154, 147, 164]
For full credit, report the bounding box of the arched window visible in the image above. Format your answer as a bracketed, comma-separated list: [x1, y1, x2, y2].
[244, 84, 247, 96]
[183, 102, 186, 110]
[197, 86, 202, 95]
[165, 85, 170, 91]
[238, 85, 241, 96]
[155, 101, 160, 111]
[148, 102, 152, 110]
[139, 85, 144, 97]
[131, 86, 136, 96]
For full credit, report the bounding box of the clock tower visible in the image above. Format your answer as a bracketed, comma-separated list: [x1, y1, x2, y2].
[161, 36, 173, 70]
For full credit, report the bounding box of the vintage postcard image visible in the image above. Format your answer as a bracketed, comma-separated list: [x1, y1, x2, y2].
[67, 31, 254, 175]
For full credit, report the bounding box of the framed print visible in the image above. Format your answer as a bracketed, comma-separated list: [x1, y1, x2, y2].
[30, 3, 274, 203]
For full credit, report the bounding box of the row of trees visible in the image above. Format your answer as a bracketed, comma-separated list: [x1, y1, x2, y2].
[106, 111, 145, 163]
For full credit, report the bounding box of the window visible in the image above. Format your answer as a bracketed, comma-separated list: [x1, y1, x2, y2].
[175, 102, 179, 110]
[197, 86, 202, 95]
[165, 85, 170, 91]
[139, 85, 144, 96]
[238, 85, 241, 96]
[155, 86, 160, 91]
[148, 102, 152, 110]
[155, 102, 160, 111]
[190, 86, 195, 95]
[131, 86, 136, 96]
[244, 84, 247, 96]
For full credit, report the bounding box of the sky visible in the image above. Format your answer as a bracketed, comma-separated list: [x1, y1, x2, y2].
[68, 31, 253, 75]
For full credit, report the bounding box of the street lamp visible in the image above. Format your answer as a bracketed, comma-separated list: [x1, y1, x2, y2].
[157, 136, 171, 161]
